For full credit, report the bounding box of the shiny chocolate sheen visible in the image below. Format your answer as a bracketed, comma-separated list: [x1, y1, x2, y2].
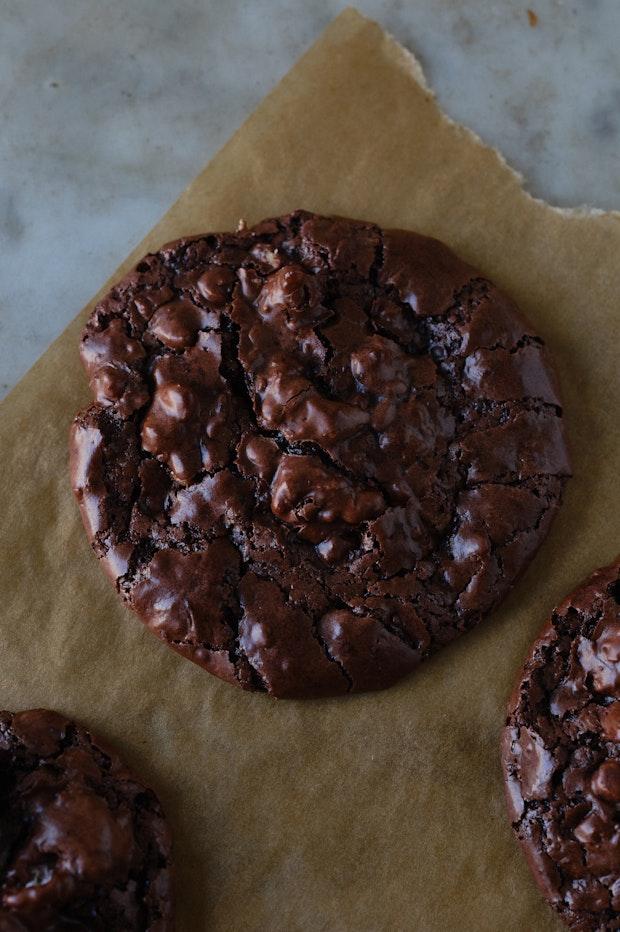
[502, 560, 620, 930]
[70, 210, 570, 698]
[0, 709, 173, 930]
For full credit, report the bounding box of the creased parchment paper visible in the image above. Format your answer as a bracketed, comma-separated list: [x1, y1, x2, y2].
[1, 9, 618, 930]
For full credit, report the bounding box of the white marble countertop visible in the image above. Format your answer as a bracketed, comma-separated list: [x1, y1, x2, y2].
[1, 0, 619, 399]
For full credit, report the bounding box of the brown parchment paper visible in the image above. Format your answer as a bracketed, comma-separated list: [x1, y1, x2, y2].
[1, 9, 619, 930]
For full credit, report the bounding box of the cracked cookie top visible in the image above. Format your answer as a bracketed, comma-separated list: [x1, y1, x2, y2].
[70, 210, 570, 698]
[502, 560, 620, 930]
[0, 709, 173, 930]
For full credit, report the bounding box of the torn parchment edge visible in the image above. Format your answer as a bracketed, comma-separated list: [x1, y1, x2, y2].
[349, 7, 620, 223]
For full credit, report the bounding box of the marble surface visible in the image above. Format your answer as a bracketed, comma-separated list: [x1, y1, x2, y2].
[1, 0, 619, 399]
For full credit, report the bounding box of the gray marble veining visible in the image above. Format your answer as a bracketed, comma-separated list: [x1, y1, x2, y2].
[1, 0, 619, 399]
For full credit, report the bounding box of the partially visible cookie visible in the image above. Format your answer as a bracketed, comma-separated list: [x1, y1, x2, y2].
[0, 709, 173, 930]
[502, 560, 620, 930]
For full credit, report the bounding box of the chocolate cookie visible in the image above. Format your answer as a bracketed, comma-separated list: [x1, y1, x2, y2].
[70, 210, 570, 698]
[0, 709, 173, 930]
[502, 560, 620, 930]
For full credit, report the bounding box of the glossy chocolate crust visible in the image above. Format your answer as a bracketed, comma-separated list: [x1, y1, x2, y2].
[70, 210, 570, 699]
[502, 560, 620, 930]
[0, 710, 173, 930]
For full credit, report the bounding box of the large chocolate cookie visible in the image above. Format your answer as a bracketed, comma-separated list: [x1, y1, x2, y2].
[0, 709, 173, 930]
[70, 210, 570, 698]
[502, 560, 620, 930]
